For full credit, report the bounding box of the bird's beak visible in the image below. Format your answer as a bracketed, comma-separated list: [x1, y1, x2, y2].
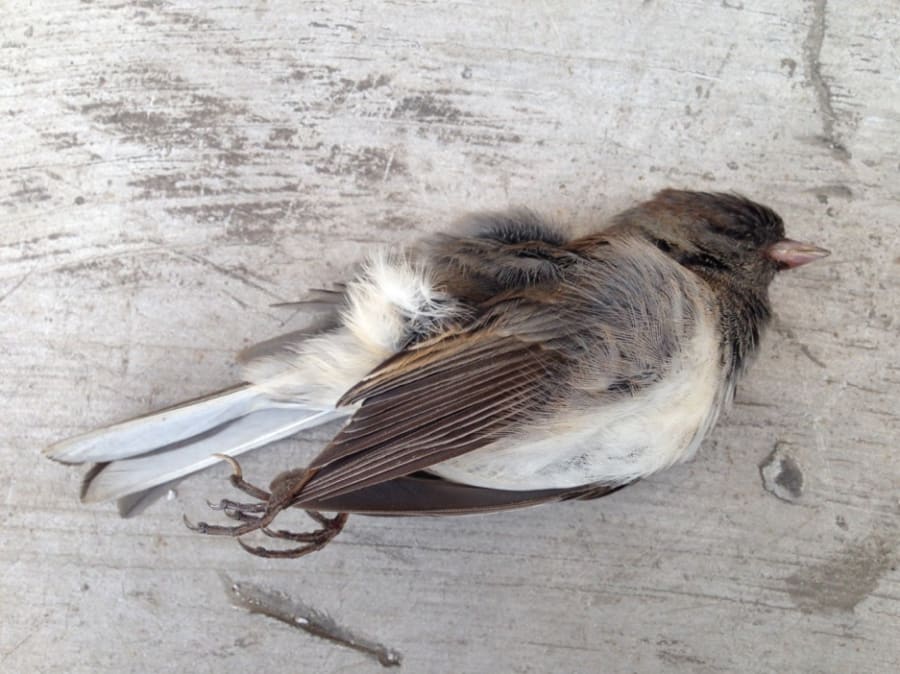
[767, 239, 831, 269]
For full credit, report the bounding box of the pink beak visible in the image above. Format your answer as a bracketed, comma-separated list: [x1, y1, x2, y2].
[767, 239, 830, 269]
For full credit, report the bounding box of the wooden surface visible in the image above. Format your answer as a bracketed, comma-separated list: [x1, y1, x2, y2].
[2, 1, 898, 672]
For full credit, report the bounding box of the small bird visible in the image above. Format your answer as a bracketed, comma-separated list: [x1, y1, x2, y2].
[45, 190, 829, 559]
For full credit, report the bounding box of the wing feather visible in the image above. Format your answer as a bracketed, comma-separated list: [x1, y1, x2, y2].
[291, 332, 568, 503]
[293, 474, 625, 516]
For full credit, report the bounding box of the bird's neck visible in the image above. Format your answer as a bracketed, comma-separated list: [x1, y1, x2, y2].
[708, 274, 772, 380]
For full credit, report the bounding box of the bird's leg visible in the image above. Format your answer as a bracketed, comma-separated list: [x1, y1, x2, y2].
[239, 513, 349, 559]
[184, 455, 276, 536]
[184, 514, 271, 537]
[185, 456, 347, 558]
[213, 454, 271, 500]
[200, 494, 267, 524]
[261, 512, 348, 541]
[206, 498, 267, 514]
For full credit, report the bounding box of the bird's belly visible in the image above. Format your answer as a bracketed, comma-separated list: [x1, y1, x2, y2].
[429, 329, 725, 490]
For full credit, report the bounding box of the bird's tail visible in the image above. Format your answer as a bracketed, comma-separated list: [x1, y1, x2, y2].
[44, 384, 345, 515]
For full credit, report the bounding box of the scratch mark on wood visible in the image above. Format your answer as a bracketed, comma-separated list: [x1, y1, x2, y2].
[799, 343, 827, 368]
[169, 248, 286, 301]
[314, 146, 408, 184]
[0, 270, 32, 305]
[0, 630, 36, 666]
[802, 0, 850, 161]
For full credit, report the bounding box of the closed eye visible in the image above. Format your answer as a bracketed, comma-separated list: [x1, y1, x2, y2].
[653, 238, 674, 253]
[678, 251, 730, 271]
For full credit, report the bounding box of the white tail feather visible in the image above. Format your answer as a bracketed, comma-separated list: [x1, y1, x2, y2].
[81, 406, 346, 503]
[44, 385, 267, 464]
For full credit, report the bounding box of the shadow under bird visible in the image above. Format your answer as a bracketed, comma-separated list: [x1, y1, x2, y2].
[45, 189, 829, 559]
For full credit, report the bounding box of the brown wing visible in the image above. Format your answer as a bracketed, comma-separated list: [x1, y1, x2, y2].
[291, 328, 570, 504]
[295, 473, 628, 516]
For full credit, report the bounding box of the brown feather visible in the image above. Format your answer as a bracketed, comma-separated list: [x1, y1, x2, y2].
[294, 473, 628, 516]
[293, 332, 568, 503]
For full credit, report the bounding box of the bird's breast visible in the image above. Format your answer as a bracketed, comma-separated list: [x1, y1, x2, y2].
[428, 306, 727, 490]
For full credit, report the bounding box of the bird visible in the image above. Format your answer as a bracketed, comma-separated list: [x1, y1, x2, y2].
[44, 189, 829, 559]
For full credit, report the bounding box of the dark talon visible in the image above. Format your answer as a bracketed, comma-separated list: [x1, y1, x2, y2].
[187, 460, 348, 558]
[212, 453, 244, 479]
[212, 453, 271, 500]
[202, 497, 267, 522]
[234, 513, 348, 558]
[261, 526, 327, 542]
[237, 537, 341, 559]
[222, 508, 263, 523]
[236, 540, 319, 559]
[207, 498, 266, 513]
[183, 515, 208, 533]
[183, 513, 277, 538]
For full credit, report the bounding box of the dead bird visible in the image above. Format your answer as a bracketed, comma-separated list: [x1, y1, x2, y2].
[45, 189, 829, 559]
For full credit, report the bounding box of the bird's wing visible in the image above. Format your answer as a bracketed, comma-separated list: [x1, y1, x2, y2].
[290, 318, 573, 504]
[296, 473, 627, 515]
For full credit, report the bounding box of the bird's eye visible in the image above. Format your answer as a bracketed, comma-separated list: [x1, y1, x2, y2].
[653, 238, 673, 253]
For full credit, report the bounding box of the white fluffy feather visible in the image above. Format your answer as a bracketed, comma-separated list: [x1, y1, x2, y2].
[242, 249, 460, 405]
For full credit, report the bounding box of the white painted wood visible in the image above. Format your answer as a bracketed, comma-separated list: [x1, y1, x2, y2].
[2, 1, 897, 672]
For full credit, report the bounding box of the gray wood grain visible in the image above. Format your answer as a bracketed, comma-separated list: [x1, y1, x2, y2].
[2, 1, 898, 672]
